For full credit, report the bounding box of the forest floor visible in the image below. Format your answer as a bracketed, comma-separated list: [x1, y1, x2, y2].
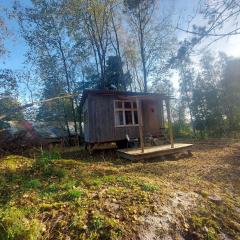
[0, 140, 240, 240]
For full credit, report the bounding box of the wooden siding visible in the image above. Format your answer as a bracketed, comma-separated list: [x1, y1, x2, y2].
[85, 94, 164, 143]
[83, 98, 89, 142]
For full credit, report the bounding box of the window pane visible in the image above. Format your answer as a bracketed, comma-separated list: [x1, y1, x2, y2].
[125, 111, 133, 125]
[133, 101, 137, 108]
[115, 111, 124, 125]
[124, 101, 132, 109]
[115, 101, 122, 108]
[134, 111, 138, 124]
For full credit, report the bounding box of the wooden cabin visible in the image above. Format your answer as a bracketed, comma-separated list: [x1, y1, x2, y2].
[81, 89, 167, 143]
[81, 89, 192, 159]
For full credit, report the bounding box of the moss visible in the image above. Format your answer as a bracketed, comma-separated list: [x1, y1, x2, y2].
[0, 207, 44, 240]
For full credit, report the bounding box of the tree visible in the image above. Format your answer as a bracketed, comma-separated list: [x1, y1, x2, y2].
[17, 0, 88, 136]
[178, 0, 240, 38]
[191, 52, 225, 137]
[0, 69, 17, 96]
[221, 58, 240, 133]
[124, 0, 155, 92]
[0, 4, 9, 57]
[175, 0, 240, 62]
[124, 0, 176, 93]
[0, 97, 24, 122]
[123, 38, 143, 91]
[178, 56, 196, 135]
[103, 55, 132, 90]
[66, 0, 113, 86]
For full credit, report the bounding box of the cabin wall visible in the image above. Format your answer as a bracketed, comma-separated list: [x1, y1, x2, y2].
[83, 99, 90, 142]
[85, 94, 164, 143]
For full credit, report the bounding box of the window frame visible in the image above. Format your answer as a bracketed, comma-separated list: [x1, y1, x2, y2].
[114, 100, 139, 127]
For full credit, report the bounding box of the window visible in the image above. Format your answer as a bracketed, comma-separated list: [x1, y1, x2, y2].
[114, 100, 139, 127]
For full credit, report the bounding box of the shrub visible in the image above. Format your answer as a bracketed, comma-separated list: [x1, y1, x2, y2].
[173, 121, 193, 138]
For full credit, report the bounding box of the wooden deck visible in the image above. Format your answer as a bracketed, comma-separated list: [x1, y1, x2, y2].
[117, 143, 193, 160]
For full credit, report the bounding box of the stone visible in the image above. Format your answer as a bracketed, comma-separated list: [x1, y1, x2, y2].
[218, 233, 232, 240]
[208, 195, 223, 205]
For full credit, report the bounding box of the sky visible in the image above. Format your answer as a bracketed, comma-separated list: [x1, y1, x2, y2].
[0, 0, 240, 93]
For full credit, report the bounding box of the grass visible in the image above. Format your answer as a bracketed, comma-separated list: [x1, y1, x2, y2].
[0, 142, 240, 239]
[0, 207, 44, 240]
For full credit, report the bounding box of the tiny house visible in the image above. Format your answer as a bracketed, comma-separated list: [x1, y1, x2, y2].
[81, 89, 169, 145]
[80, 89, 193, 159]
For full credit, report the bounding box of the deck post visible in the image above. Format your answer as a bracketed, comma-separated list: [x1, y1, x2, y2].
[136, 98, 144, 153]
[166, 98, 174, 148]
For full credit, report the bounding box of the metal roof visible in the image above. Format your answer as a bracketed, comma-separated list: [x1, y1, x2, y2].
[80, 89, 170, 107]
[2, 121, 77, 140]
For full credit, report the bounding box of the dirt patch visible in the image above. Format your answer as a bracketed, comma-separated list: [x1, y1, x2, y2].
[137, 191, 199, 240]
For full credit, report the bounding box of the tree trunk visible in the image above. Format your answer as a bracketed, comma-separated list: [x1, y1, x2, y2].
[138, 5, 147, 93]
[58, 39, 78, 139]
[110, 11, 125, 90]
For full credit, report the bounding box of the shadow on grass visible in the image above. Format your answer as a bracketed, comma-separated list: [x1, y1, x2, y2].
[200, 149, 240, 193]
[61, 148, 131, 165]
[0, 155, 67, 206]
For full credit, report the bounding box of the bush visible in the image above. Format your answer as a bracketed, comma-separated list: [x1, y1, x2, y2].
[173, 121, 193, 138]
[0, 207, 44, 240]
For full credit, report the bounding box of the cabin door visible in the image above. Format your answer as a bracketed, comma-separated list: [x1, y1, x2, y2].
[142, 100, 159, 135]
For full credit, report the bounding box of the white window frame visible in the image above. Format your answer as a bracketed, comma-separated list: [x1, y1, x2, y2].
[114, 100, 139, 127]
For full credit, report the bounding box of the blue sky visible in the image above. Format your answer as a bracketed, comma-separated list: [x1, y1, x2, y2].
[1, 0, 240, 82]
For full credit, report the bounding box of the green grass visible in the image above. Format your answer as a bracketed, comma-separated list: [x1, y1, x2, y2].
[0, 207, 44, 240]
[0, 144, 240, 239]
[24, 179, 42, 189]
[61, 188, 84, 201]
